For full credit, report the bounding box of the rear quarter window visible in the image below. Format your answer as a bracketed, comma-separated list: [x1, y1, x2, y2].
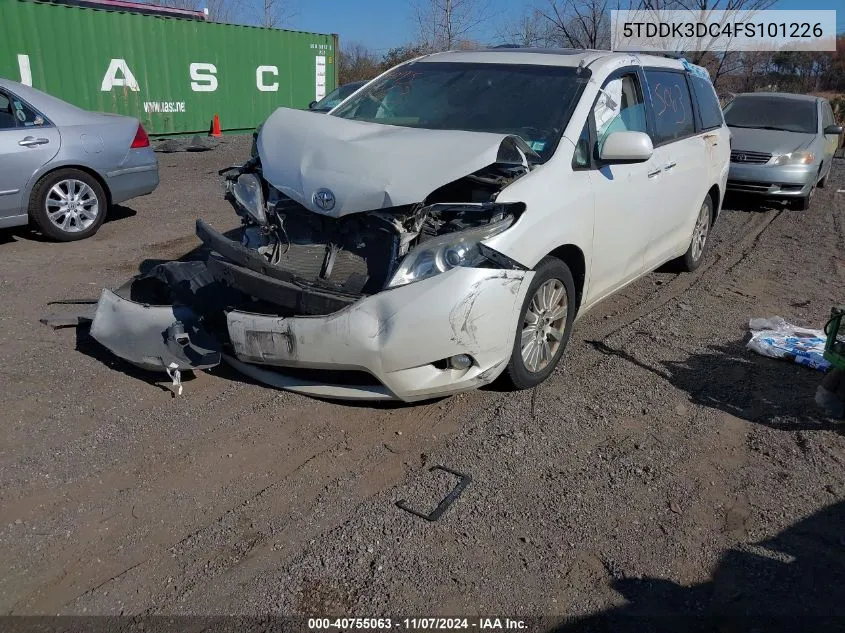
[690, 75, 723, 131]
[12, 98, 47, 127]
[644, 70, 695, 145]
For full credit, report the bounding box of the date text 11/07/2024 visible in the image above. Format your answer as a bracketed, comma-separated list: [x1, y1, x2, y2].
[307, 618, 528, 630]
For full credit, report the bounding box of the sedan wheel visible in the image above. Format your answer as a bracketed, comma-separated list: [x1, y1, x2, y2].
[45, 179, 100, 233]
[28, 168, 108, 241]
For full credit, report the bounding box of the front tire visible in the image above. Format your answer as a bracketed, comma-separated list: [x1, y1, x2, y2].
[818, 163, 829, 188]
[504, 257, 576, 390]
[676, 194, 713, 272]
[28, 169, 107, 241]
[791, 190, 812, 211]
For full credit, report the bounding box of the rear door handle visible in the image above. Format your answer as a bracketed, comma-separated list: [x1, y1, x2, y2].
[19, 136, 49, 147]
[664, 161, 677, 171]
[647, 168, 662, 178]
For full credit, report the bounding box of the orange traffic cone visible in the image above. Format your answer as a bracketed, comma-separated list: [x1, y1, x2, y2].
[210, 114, 221, 137]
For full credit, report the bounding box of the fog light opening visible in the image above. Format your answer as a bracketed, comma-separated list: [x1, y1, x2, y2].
[448, 354, 473, 370]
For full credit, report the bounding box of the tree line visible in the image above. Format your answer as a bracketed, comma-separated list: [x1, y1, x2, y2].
[152, 0, 845, 119]
[335, 0, 845, 119]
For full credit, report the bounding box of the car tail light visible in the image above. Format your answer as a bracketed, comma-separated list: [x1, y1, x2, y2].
[130, 124, 150, 149]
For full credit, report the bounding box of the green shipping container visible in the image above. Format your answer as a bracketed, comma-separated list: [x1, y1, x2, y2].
[0, 0, 338, 135]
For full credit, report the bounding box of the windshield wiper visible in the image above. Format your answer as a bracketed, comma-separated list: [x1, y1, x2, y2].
[728, 123, 800, 132]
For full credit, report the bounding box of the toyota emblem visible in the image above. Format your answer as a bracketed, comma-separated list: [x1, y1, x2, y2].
[313, 188, 336, 211]
[736, 154, 746, 161]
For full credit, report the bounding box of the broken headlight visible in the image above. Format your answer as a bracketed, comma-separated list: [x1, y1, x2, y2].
[388, 218, 513, 288]
[232, 173, 267, 225]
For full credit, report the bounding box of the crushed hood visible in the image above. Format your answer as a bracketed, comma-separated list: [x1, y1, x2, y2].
[257, 107, 533, 217]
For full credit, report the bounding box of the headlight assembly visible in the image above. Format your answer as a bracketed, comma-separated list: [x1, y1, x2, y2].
[232, 173, 267, 224]
[387, 218, 514, 288]
[772, 151, 815, 166]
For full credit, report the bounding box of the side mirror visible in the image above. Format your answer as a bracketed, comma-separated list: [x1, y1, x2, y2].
[308, 100, 318, 109]
[599, 131, 654, 163]
[824, 124, 843, 136]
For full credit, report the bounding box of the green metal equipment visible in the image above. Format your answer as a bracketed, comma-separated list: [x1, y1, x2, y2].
[0, 0, 338, 135]
[823, 306, 845, 371]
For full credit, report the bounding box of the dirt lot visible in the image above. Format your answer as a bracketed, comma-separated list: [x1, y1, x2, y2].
[1, 136, 844, 626]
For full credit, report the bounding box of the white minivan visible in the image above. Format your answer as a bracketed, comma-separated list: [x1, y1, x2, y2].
[91, 48, 731, 401]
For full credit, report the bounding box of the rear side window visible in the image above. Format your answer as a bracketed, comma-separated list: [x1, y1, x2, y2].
[644, 70, 695, 144]
[0, 92, 15, 130]
[690, 75, 723, 131]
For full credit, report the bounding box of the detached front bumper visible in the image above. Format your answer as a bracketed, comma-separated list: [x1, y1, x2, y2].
[727, 162, 817, 198]
[90, 224, 533, 402]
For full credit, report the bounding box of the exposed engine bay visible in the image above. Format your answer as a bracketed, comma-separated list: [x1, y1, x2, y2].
[215, 143, 533, 314]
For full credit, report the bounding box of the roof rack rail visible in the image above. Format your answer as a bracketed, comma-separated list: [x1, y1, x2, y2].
[492, 43, 526, 48]
[625, 50, 687, 59]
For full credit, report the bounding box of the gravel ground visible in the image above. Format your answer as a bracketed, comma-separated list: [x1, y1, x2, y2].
[1, 135, 844, 628]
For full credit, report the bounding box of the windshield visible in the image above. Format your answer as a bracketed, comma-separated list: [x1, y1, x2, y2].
[723, 96, 817, 134]
[313, 82, 366, 111]
[331, 61, 587, 162]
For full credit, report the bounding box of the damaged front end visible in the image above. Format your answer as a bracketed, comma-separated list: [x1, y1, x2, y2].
[90, 117, 537, 400]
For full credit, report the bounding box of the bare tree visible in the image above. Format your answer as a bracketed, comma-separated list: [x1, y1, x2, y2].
[258, 0, 298, 27]
[382, 44, 430, 69]
[636, 0, 774, 12]
[337, 42, 382, 84]
[495, 7, 556, 47]
[157, 0, 296, 26]
[157, 0, 233, 21]
[539, 0, 615, 50]
[412, 0, 492, 51]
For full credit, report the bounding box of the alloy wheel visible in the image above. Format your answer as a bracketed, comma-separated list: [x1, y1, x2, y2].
[45, 179, 99, 233]
[520, 278, 568, 373]
[691, 201, 710, 262]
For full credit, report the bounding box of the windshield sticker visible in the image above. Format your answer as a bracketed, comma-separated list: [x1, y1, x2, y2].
[530, 141, 546, 152]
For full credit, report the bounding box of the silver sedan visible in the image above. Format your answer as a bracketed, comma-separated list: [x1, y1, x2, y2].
[0, 78, 159, 241]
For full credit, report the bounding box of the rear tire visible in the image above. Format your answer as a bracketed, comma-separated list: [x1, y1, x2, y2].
[504, 257, 576, 390]
[28, 168, 107, 241]
[676, 194, 713, 272]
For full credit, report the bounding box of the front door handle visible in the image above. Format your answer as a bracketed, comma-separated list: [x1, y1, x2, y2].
[647, 168, 662, 178]
[664, 161, 677, 171]
[19, 136, 49, 147]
